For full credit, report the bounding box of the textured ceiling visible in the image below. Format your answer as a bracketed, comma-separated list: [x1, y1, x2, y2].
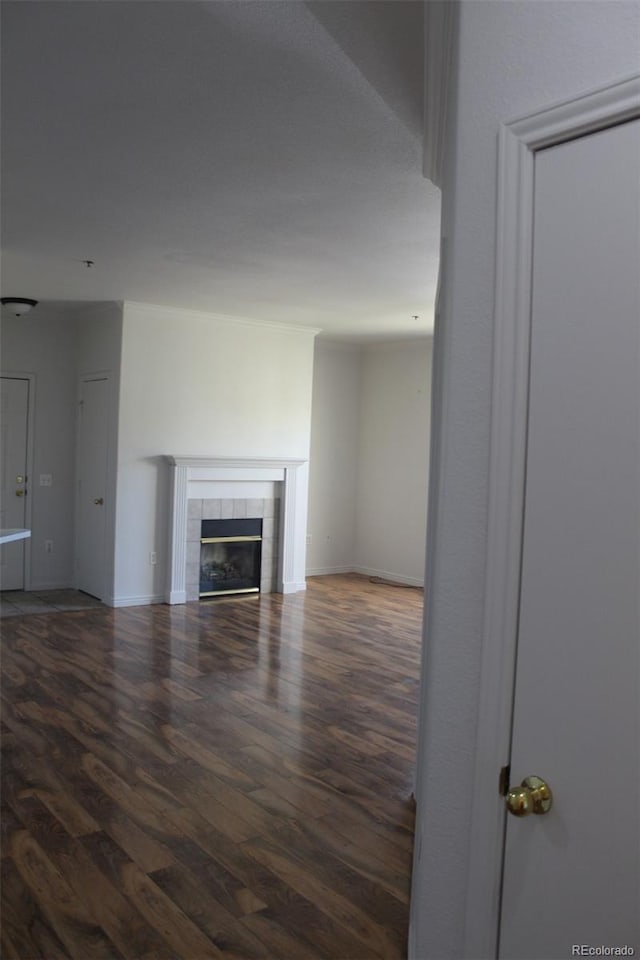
[1, 1, 440, 340]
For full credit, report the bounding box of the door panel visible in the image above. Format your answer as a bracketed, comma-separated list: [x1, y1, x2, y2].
[0, 378, 29, 590]
[499, 120, 640, 956]
[77, 377, 109, 599]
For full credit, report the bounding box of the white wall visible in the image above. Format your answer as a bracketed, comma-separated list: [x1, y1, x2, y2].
[355, 339, 431, 585]
[306, 341, 361, 575]
[306, 337, 432, 583]
[114, 302, 317, 605]
[77, 302, 123, 376]
[411, 3, 640, 958]
[0, 301, 123, 594]
[1, 309, 78, 588]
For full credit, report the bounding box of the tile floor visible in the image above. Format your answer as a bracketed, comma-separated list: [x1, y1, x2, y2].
[0, 589, 104, 618]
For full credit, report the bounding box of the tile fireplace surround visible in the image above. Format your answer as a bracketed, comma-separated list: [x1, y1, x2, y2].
[165, 456, 309, 604]
[186, 497, 280, 601]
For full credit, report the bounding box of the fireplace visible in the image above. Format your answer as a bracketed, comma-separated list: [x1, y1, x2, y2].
[185, 496, 279, 600]
[165, 456, 309, 604]
[200, 518, 262, 598]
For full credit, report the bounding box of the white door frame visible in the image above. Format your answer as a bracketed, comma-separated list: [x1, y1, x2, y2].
[1, 371, 36, 591]
[463, 74, 640, 958]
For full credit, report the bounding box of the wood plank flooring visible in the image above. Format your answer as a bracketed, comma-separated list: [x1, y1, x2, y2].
[1, 574, 423, 959]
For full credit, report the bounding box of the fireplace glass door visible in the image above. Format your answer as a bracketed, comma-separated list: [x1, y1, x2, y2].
[199, 518, 262, 597]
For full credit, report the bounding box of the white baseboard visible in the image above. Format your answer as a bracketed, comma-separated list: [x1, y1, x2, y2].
[166, 589, 187, 605]
[281, 580, 307, 594]
[110, 594, 165, 608]
[353, 565, 424, 588]
[305, 564, 355, 577]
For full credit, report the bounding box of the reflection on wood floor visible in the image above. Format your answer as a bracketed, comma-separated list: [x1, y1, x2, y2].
[1, 573, 423, 959]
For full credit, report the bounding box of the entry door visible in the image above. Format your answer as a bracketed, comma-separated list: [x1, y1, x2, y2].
[499, 120, 639, 954]
[77, 376, 110, 599]
[0, 377, 29, 590]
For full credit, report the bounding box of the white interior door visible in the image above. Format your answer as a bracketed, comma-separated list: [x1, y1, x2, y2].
[0, 377, 30, 590]
[499, 119, 640, 955]
[77, 376, 110, 600]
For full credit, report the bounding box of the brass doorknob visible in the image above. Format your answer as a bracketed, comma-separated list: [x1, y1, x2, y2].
[93, 497, 104, 505]
[15, 489, 25, 497]
[505, 775, 553, 817]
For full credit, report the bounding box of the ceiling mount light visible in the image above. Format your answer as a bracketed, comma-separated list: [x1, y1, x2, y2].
[1, 297, 38, 317]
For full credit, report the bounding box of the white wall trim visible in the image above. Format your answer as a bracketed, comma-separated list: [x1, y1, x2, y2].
[423, 1, 457, 187]
[1, 371, 36, 591]
[165, 456, 308, 602]
[281, 580, 307, 594]
[411, 235, 447, 821]
[306, 564, 355, 577]
[167, 458, 189, 605]
[110, 594, 164, 608]
[170, 456, 307, 470]
[124, 300, 321, 339]
[353, 565, 424, 589]
[463, 74, 640, 959]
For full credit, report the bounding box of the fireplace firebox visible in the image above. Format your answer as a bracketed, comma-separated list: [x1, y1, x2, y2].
[199, 518, 262, 598]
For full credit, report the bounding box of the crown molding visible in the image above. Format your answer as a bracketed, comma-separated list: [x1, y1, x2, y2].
[123, 300, 321, 337]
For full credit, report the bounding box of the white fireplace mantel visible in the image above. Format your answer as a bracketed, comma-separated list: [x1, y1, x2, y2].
[165, 455, 309, 603]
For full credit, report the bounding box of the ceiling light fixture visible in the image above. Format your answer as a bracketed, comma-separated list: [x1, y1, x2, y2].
[1, 297, 38, 317]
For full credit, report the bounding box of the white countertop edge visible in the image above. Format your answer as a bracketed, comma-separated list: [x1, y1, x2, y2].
[0, 528, 31, 545]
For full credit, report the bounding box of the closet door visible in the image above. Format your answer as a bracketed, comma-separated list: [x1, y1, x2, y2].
[499, 118, 639, 957]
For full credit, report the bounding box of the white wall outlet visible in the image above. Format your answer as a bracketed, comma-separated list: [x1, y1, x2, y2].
[39, 474, 53, 487]
[44, 540, 53, 554]
[306, 534, 312, 545]
[149, 551, 157, 565]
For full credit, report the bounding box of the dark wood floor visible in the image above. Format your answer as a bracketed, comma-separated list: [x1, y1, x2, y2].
[1, 574, 423, 960]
